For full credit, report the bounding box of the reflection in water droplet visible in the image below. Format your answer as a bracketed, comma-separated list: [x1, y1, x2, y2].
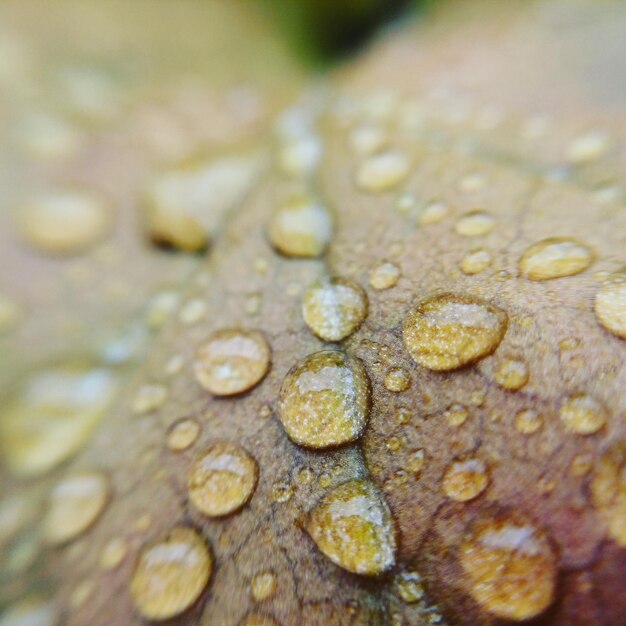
[519, 238, 594, 280]
[559, 394, 606, 435]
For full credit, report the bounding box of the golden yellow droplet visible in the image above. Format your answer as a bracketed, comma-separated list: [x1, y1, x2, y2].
[594, 276, 626, 339]
[559, 393, 606, 435]
[519, 238, 594, 280]
[418, 201, 449, 226]
[188, 442, 258, 517]
[267, 193, 332, 258]
[369, 261, 400, 290]
[305, 479, 396, 575]
[18, 190, 110, 255]
[194, 329, 271, 396]
[355, 151, 410, 192]
[494, 358, 529, 391]
[132, 384, 167, 415]
[570, 453, 593, 477]
[407, 449, 426, 474]
[462, 513, 556, 620]
[384, 367, 411, 393]
[455, 211, 496, 237]
[100, 537, 128, 570]
[460, 248, 492, 275]
[590, 441, 626, 547]
[297, 467, 315, 485]
[251, 571, 277, 601]
[271, 482, 293, 503]
[403, 293, 507, 371]
[442, 459, 489, 501]
[514, 409, 543, 435]
[444, 403, 469, 427]
[302, 277, 368, 342]
[130, 526, 212, 620]
[394, 571, 424, 603]
[278, 350, 371, 448]
[395, 406, 412, 425]
[385, 436, 403, 453]
[167, 418, 201, 452]
[42, 472, 110, 545]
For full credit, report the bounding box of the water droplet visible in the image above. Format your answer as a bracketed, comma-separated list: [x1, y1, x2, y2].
[179, 298, 207, 325]
[278, 350, 371, 448]
[460, 513, 557, 620]
[384, 367, 411, 393]
[164, 354, 184, 376]
[494, 358, 529, 390]
[394, 570, 425, 603]
[18, 190, 110, 255]
[277, 136, 322, 178]
[444, 403, 469, 427]
[42, 472, 110, 545]
[590, 442, 626, 547]
[302, 277, 368, 342]
[100, 537, 128, 570]
[570, 453, 593, 477]
[251, 571, 277, 601]
[318, 472, 333, 488]
[130, 526, 212, 620]
[459, 172, 486, 192]
[519, 238, 594, 280]
[167, 418, 201, 452]
[559, 393, 606, 435]
[442, 459, 489, 501]
[305, 479, 396, 575]
[132, 384, 167, 415]
[239, 614, 280, 626]
[0, 363, 117, 477]
[385, 436, 404, 452]
[194, 329, 271, 396]
[407, 449, 426, 474]
[455, 211, 496, 237]
[188, 442, 258, 516]
[267, 193, 332, 258]
[349, 123, 387, 156]
[594, 275, 626, 339]
[146, 289, 180, 331]
[369, 261, 400, 290]
[0, 597, 56, 626]
[566, 130, 610, 164]
[271, 482, 293, 503]
[395, 406, 412, 425]
[514, 409, 543, 435]
[403, 293, 507, 371]
[460, 248, 492, 275]
[356, 151, 410, 192]
[418, 201, 449, 226]
[134, 513, 153, 534]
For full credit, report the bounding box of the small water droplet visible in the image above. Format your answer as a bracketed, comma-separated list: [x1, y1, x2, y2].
[146, 289, 180, 330]
[70, 579, 95, 609]
[384, 367, 411, 393]
[394, 570, 425, 603]
[444, 403, 469, 427]
[403, 293, 507, 371]
[566, 130, 610, 164]
[460, 513, 557, 620]
[167, 418, 201, 452]
[455, 211, 496, 237]
[99, 537, 128, 570]
[560, 394, 606, 435]
[442, 458, 489, 501]
[594, 274, 626, 339]
[194, 329, 271, 396]
[178, 298, 207, 325]
[514, 409, 542, 435]
[42, 472, 110, 545]
[267, 193, 332, 258]
[132, 384, 167, 415]
[385, 436, 404, 452]
[302, 277, 368, 342]
[297, 467, 315, 485]
[278, 350, 371, 448]
[164, 354, 184, 376]
[271, 482, 293, 503]
[458, 172, 486, 192]
[356, 151, 410, 192]
[418, 201, 449, 226]
[570, 453, 593, 477]
[460, 248, 492, 275]
[395, 406, 412, 425]
[277, 136, 322, 178]
[349, 123, 387, 156]
[251, 571, 277, 601]
[130, 526, 212, 620]
[494, 358, 529, 390]
[407, 449, 426, 474]
[519, 238, 594, 280]
[305, 479, 396, 575]
[369, 261, 400, 290]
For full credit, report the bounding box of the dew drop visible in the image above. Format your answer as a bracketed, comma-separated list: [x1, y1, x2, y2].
[302, 277, 368, 342]
[278, 350, 371, 448]
[132, 384, 167, 415]
[383, 367, 411, 393]
[590, 442, 626, 547]
[130, 526, 212, 620]
[305, 479, 396, 575]
[442, 458, 489, 501]
[460, 513, 557, 620]
[167, 418, 201, 452]
[460, 248, 492, 275]
[418, 201, 449, 226]
[251, 571, 277, 601]
[385, 436, 403, 452]
[355, 151, 410, 192]
[519, 238, 594, 280]
[267, 193, 332, 258]
[18, 190, 111, 255]
[99, 537, 128, 570]
[394, 570, 425, 603]
[559, 393, 606, 435]
[42, 472, 110, 545]
[444, 403, 469, 427]
[514, 409, 543, 435]
[297, 467, 315, 485]
[570, 453, 593, 477]
[494, 358, 529, 391]
[594, 275, 626, 339]
[395, 406, 412, 425]
[455, 211, 496, 237]
[188, 442, 258, 517]
[271, 482, 293, 503]
[194, 329, 271, 396]
[369, 261, 400, 290]
[0, 363, 117, 477]
[403, 293, 507, 371]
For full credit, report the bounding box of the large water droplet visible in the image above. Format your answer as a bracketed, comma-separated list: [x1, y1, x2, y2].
[302, 277, 368, 342]
[278, 350, 370, 448]
[403, 293, 507, 371]
[130, 526, 212, 620]
[519, 238, 594, 280]
[194, 329, 271, 396]
[305, 479, 396, 575]
[188, 442, 258, 516]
